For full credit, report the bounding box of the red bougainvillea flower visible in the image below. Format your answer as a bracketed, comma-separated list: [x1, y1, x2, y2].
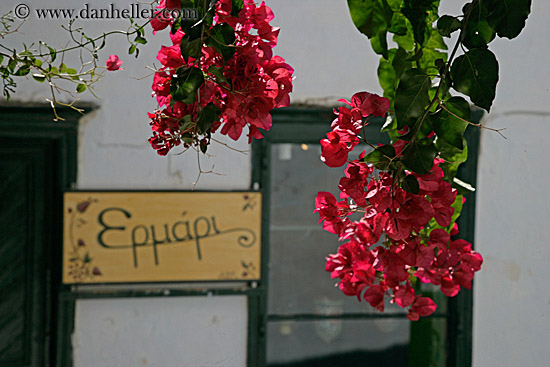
[106, 55, 123, 71]
[338, 92, 390, 117]
[146, 0, 293, 156]
[407, 296, 437, 321]
[320, 130, 359, 167]
[315, 98, 483, 319]
[150, 10, 171, 33]
[314, 191, 349, 235]
[159, 0, 181, 10]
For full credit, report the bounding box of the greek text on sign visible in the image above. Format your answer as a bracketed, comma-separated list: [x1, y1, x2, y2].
[63, 192, 261, 284]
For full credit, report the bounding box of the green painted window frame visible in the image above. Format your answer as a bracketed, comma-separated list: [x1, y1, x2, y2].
[251, 106, 481, 367]
[1, 105, 82, 367]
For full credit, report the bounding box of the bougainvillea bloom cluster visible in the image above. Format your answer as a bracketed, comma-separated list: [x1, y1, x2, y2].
[315, 92, 483, 320]
[147, 0, 293, 155]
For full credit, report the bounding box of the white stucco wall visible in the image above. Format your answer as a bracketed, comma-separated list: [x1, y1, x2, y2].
[3, 0, 550, 366]
[460, 1, 550, 365]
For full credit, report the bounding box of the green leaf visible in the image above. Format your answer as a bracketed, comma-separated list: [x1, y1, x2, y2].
[231, 0, 244, 16]
[435, 136, 468, 180]
[76, 83, 86, 93]
[391, 47, 411, 80]
[19, 49, 33, 57]
[381, 114, 397, 131]
[402, 138, 437, 174]
[402, 174, 420, 194]
[347, 0, 393, 38]
[47, 65, 58, 75]
[381, 115, 400, 142]
[397, 114, 432, 142]
[395, 68, 431, 129]
[208, 65, 228, 85]
[128, 44, 136, 55]
[377, 57, 396, 100]
[370, 31, 389, 58]
[387, 0, 403, 11]
[449, 194, 463, 224]
[32, 73, 46, 82]
[14, 65, 31, 76]
[179, 118, 195, 134]
[432, 96, 470, 150]
[453, 177, 476, 194]
[47, 46, 57, 62]
[362, 144, 396, 169]
[180, 37, 202, 63]
[181, 132, 194, 144]
[179, 18, 202, 40]
[437, 15, 461, 37]
[197, 102, 220, 134]
[462, 2, 496, 49]
[181, 0, 196, 7]
[388, 12, 408, 35]
[7, 58, 17, 73]
[375, 48, 405, 102]
[207, 23, 236, 61]
[425, 27, 448, 51]
[450, 48, 499, 112]
[482, 0, 531, 39]
[134, 35, 147, 45]
[419, 47, 447, 74]
[170, 67, 205, 103]
[98, 36, 107, 50]
[200, 141, 208, 154]
[402, 0, 439, 46]
[392, 22, 415, 51]
[405, 49, 423, 62]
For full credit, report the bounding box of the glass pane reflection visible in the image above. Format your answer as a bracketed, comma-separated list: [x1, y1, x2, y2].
[267, 319, 410, 366]
[267, 143, 405, 315]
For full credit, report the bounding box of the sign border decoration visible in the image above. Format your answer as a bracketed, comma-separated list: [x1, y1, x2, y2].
[63, 191, 262, 284]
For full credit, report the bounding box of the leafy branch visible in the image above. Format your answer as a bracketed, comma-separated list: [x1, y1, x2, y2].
[348, 0, 531, 183]
[0, 9, 153, 119]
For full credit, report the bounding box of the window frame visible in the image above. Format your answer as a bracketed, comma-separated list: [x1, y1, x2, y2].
[252, 106, 481, 367]
[0, 105, 82, 367]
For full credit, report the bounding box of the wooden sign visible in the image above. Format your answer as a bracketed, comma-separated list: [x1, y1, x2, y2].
[63, 192, 261, 284]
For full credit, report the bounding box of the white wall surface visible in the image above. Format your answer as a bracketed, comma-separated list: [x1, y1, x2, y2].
[3, 0, 550, 366]
[464, 1, 550, 365]
[73, 296, 248, 367]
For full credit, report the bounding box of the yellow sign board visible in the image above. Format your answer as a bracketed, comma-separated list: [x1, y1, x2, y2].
[63, 192, 261, 284]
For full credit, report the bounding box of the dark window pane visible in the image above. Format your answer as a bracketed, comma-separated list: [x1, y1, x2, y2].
[266, 319, 410, 366]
